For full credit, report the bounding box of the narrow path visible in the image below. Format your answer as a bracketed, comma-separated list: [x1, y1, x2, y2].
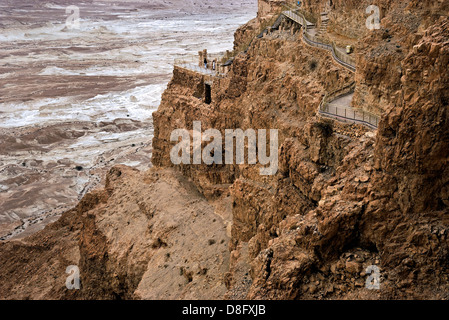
[281, 8, 355, 72]
[279, 7, 379, 129]
[328, 93, 354, 111]
[320, 92, 379, 129]
[177, 63, 221, 77]
[172, 6, 380, 129]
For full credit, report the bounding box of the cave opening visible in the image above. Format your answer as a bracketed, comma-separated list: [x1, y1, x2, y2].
[205, 83, 211, 104]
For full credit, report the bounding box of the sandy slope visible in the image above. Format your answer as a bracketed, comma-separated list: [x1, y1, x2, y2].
[0, 0, 257, 239]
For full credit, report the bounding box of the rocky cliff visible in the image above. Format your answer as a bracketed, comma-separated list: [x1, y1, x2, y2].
[0, 0, 448, 300]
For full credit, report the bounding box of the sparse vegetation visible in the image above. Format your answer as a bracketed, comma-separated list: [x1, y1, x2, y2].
[309, 59, 318, 71]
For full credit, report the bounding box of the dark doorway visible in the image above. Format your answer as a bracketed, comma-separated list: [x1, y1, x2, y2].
[205, 84, 211, 104]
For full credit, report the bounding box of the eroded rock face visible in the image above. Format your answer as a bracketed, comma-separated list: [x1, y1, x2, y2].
[152, 27, 381, 298]
[358, 16, 449, 297]
[152, 0, 449, 299]
[0, 166, 232, 299]
[0, 0, 448, 300]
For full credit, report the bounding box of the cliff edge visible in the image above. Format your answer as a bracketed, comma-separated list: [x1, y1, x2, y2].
[0, 0, 448, 300]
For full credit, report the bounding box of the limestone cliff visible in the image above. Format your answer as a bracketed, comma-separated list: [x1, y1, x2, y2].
[0, 0, 448, 300]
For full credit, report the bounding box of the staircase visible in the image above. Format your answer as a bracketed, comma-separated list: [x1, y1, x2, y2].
[282, 10, 315, 29]
[316, 12, 329, 41]
[173, 6, 379, 129]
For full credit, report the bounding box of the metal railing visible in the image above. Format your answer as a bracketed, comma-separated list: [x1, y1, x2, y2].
[171, 6, 373, 128]
[331, 42, 356, 71]
[173, 53, 227, 77]
[282, 4, 317, 26]
[320, 81, 356, 107]
[281, 7, 373, 127]
[320, 102, 379, 129]
[303, 29, 332, 50]
[283, 10, 308, 28]
[279, 5, 356, 72]
[301, 28, 356, 72]
[318, 82, 380, 129]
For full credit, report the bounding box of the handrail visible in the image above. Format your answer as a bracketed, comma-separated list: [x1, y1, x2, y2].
[318, 82, 380, 129]
[175, 63, 224, 77]
[281, 6, 314, 31]
[319, 81, 356, 110]
[303, 30, 332, 50]
[332, 42, 356, 70]
[171, 7, 378, 129]
[282, 4, 317, 25]
[302, 28, 356, 72]
[319, 105, 379, 129]
[174, 53, 227, 77]
[283, 10, 308, 29]
[278, 5, 356, 72]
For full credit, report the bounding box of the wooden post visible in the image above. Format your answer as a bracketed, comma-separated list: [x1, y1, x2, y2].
[198, 51, 203, 67]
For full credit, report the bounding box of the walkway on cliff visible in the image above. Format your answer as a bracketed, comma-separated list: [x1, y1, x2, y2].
[278, 6, 379, 129]
[320, 92, 379, 129]
[175, 63, 221, 77]
[174, 53, 227, 78]
[171, 6, 380, 129]
[281, 8, 356, 72]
